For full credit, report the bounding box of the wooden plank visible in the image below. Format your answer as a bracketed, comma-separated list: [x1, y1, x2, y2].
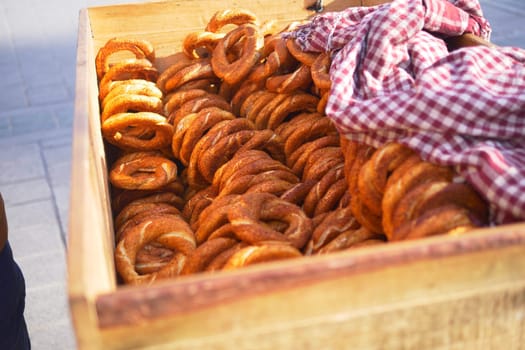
[94, 229, 525, 349]
[68, 0, 524, 348]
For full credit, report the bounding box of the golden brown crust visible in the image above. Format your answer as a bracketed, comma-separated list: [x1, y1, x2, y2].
[109, 151, 178, 190]
[101, 112, 173, 151]
[205, 9, 259, 33]
[222, 243, 302, 270]
[211, 24, 264, 85]
[95, 38, 155, 80]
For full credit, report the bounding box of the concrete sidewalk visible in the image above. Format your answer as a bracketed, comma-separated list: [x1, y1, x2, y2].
[0, 0, 523, 349]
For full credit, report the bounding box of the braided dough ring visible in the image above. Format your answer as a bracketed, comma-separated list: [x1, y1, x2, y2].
[227, 192, 313, 249]
[162, 59, 216, 94]
[164, 89, 209, 117]
[102, 112, 173, 151]
[248, 35, 291, 83]
[317, 227, 381, 255]
[95, 38, 155, 80]
[382, 159, 454, 240]
[211, 24, 263, 85]
[183, 31, 226, 59]
[222, 243, 302, 270]
[266, 92, 320, 130]
[172, 107, 236, 166]
[187, 118, 255, 188]
[115, 202, 181, 241]
[98, 59, 159, 100]
[169, 94, 231, 126]
[307, 206, 360, 254]
[101, 94, 163, 122]
[311, 52, 332, 91]
[115, 213, 195, 285]
[286, 38, 319, 66]
[109, 151, 178, 190]
[357, 142, 415, 217]
[194, 194, 241, 244]
[101, 79, 162, 111]
[390, 182, 488, 241]
[205, 9, 259, 33]
[181, 237, 238, 275]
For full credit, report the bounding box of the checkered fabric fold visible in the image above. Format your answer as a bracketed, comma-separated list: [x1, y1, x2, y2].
[286, 0, 525, 224]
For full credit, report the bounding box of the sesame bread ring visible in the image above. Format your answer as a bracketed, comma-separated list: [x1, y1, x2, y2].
[163, 59, 217, 94]
[266, 92, 320, 130]
[173, 107, 236, 166]
[109, 151, 178, 190]
[198, 129, 258, 183]
[114, 213, 195, 285]
[98, 59, 159, 101]
[169, 93, 231, 126]
[308, 206, 360, 254]
[181, 237, 239, 275]
[111, 179, 185, 214]
[212, 150, 286, 191]
[302, 146, 344, 182]
[240, 90, 277, 120]
[156, 54, 194, 92]
[391, 181, 489, 238]
[134, 241, 176, 276]
[101, 94, 163, 122]
[303, 163, 346, 217]
[274, 112, 322, 141]
[163, 89, 210, 117]
[115, 203, 182, 241]
[182, 31, 226, 59]
[211, 24, 264, 85]
[95, 38, 155, 80]
[217, 156, 293, 193]
[357, 142, 415, 217]
[265, 63, 312, 94]
[228, 192, 313, 249]
[392, 205, 476, 242]
[254, 93, 289, 130]
[101, 79, 162, 111]
[187, 118, 255, 188]
[283, 115, 338, 159]
[222, 243, 302, 270]
[311, 178, 348, 218]
[311, 51, 332, 91]
[219, 170, 298, 197]
[248, 35, 292, 83]
[194, 194, 241, 244]
[346, 144, 384, 233]
[114, 192, 184, 231]
[286, 38, 318, 66]
[102, 112, 173, 151]
[182, 186, 218, 230]
[288, 134, 340, 173]
[280, 179, 317, 207]
[382, 159, 454, 239]
[230, 80, 265, 116]
[317, 227, 380, 255]
[205, 9, 259, 33]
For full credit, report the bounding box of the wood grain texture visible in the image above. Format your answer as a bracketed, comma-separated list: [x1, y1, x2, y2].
[68, 0, 524, 349]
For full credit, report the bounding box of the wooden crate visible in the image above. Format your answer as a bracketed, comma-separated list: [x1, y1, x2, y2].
[68, 0, 525, 349]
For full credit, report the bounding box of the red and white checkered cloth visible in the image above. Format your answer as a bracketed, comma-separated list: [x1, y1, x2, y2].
[286, 0, 525, 224]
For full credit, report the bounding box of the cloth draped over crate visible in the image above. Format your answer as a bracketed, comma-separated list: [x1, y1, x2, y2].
[285, 0, 525, 224]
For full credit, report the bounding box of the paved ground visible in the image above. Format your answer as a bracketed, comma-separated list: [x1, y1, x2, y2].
[0, 0, 523, 349]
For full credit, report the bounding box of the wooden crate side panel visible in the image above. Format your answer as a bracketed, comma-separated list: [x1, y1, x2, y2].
[86, 0, 366, 58]
[94, 231, 525, 349]
[100, 282, 525, 350]
[68, 8, 118, 350]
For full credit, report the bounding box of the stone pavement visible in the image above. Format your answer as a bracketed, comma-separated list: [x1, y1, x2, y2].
[0, 0, 523, 349]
